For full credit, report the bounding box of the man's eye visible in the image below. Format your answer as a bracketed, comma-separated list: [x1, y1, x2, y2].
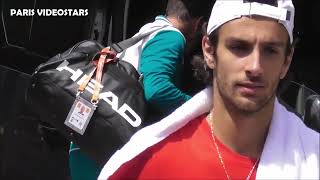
[264, 47, 279, 55]
[229, 44, 249, 53]
[232, 45, 244, 50]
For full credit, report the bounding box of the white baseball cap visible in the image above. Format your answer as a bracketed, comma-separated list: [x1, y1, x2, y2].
[207, 0, 295, 43]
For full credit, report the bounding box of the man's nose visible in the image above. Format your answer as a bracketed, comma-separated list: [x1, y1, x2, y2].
[245, 49, 263, 77]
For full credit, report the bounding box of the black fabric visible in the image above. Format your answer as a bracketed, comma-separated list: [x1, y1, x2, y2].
[304, 95, 320, 132]
[0, 65, 70, 180]
[26, 40, 146, 166]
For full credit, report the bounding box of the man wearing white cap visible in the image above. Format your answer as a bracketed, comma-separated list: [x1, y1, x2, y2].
[98, 0, 319, 179]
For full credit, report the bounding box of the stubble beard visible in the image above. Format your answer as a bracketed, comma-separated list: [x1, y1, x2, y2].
[215, 76, 277, 116]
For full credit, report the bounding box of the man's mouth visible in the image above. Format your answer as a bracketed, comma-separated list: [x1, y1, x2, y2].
[236, 82, 265, 96]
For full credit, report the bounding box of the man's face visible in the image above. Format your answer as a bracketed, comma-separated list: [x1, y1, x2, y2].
[204, 16, 293, 114]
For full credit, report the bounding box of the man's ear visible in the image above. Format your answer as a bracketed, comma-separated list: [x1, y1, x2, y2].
[280, 47, 294, 79]
[202, 36, 216, 69]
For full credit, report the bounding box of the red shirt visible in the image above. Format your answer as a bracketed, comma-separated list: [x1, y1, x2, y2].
[110, 115, 258, 180]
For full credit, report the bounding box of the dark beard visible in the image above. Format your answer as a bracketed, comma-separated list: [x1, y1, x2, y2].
[216, 77, 276, 116]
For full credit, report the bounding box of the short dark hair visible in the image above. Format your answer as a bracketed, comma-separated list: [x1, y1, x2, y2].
[166, 0, 214, 21]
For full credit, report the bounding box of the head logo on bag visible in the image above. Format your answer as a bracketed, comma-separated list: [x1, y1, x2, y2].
[56, 60, 142, 127]
[27, 40, 147, 165]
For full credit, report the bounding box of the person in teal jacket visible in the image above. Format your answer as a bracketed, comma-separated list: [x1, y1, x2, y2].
[69, 0, 213, 179]
[139, 16, 193, 121]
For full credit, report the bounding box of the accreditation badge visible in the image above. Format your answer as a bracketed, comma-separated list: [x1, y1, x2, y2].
[64, 95, 96, 135]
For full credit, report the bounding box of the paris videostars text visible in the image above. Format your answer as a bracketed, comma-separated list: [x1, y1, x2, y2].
[10, 9, 89, 17]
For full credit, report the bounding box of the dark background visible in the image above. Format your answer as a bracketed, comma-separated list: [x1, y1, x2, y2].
[0, 0, 319, 179]
[0, 0, 167, 179]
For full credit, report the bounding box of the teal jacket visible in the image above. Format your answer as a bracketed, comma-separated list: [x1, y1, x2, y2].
[69, 16, 191, 180]
[140, 29, 191, 119]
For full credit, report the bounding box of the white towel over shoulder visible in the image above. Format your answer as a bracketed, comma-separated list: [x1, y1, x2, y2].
[98, 87, 320, 180]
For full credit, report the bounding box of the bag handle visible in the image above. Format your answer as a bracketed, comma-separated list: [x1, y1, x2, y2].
[91, 48, 116, 104]
[79, 25, 168, 104]
[90, 26, 168, 103]
[77, 48, 116, 104]
[110, 25, 168, 53]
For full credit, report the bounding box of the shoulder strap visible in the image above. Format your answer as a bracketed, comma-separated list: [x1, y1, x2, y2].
[110, 25, 168, 53]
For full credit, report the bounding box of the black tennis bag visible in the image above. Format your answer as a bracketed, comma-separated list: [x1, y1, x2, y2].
[26, 40, 147, 165]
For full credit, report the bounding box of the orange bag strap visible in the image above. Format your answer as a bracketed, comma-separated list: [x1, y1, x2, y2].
[91, 47, 117, 104]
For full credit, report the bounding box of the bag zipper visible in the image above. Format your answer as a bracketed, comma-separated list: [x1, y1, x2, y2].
[34, 40, 101, 74]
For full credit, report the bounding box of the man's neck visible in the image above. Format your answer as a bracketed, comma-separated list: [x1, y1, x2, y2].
[166, 16, 193, 40]
[209, 87, 274, 159]
[167, 16, 186, 31]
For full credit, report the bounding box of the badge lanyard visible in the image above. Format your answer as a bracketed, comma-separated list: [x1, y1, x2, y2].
[64, 47, 117, 135]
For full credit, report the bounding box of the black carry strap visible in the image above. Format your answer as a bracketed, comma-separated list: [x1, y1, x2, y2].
[110, 25, 168, 53]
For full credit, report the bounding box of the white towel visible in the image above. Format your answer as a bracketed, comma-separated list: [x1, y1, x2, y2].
[98, 87, 319, 180]
[257, 96, 319, 179]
